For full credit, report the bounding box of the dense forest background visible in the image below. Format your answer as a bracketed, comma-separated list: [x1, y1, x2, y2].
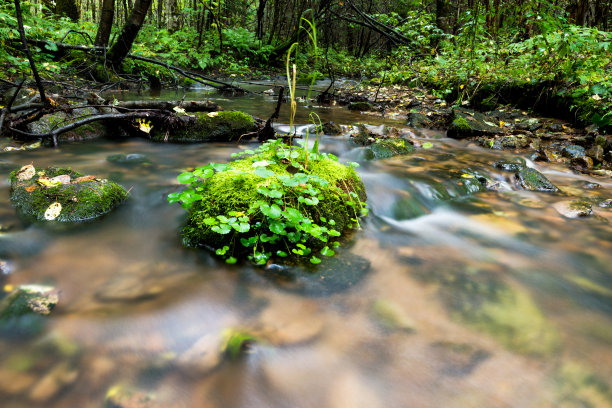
[0, 0, 611, 127]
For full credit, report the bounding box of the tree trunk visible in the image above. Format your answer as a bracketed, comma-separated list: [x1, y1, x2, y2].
[94, 0, 115, 47]
[55, 0, 80, 21]
[107, 0, 153, 67]
[167, 0, 179, 32]
[256, 0, 267, 40]
[435, 0, 451, 34]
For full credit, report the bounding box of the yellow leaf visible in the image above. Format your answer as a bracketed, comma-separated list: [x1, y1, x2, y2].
[499, 121, 505, 128]
[138, 119, 153, 134]
[44, 202, 62, 221]
[3, 284, 14, 292]
[461, 174, 474, 179]
[207, 111, 219, 118]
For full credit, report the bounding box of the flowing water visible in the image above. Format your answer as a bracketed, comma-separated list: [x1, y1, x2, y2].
[1, 87, 612, 407]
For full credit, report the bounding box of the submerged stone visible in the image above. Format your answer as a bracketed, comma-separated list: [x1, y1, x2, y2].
[370, 299, 416, 333]
[107, 153, 152, 166]
[429, 341, 490, 376]
[155, 110, 257, 142]
[515, 168, 560, 192]
[552, 199, 593, 218]
[9, 165, 127, 223]
[262, 253, 370, 297]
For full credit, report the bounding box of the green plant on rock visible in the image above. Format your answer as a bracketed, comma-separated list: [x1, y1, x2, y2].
[168, 140, 367, 265]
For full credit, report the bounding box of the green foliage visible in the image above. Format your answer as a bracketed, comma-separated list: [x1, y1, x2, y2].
[168, 140, 367, 265]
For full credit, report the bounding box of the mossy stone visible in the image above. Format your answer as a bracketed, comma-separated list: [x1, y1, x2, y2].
[180, 149, 366, 259]
[515, 168, 560, 192]
[447, 108, 503, 139]
[9, 165, 127, 223]
[368, 139, 415, 159]
[156, 111, 257, 142]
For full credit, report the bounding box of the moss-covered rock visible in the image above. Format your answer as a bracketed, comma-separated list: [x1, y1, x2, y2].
[447, 107, 503, 139]
[347, 101, 373, 111]
[367, 138, 415, 159]
[9, 165, 127, 223]
[154, 110, 257, 142]
[176, 141, 367, 264]
[29, 107, 106, 142]
[0, 285, 58, 319]
[514, 168, 560, 192]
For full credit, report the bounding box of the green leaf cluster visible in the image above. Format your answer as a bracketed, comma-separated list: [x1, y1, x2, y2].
[168, 139, 367, 265]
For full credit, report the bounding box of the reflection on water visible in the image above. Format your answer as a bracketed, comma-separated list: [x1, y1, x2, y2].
[1, 90, 612, 408]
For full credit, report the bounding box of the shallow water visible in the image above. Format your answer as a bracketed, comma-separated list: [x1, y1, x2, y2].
[1, 88, 612, 407]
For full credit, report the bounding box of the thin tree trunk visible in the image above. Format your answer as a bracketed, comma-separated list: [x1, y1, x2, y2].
[14, 0, 46, 104]
[94, 0, 115, 47]
[107, 0, 154, 67]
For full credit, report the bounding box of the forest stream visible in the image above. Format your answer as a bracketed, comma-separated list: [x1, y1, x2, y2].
[1, 85, 612, 408]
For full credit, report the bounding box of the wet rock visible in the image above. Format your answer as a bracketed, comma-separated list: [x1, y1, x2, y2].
[0, 285, 59, 318]
[516, 118, 543, 132]
[547, 123, 564, 132]
[515, 168, 560, 192]
[492, 158, 526, 172]
[366, 139, 415, 160]
[370, 299, 416, 333]
[429, 341, 490, 376]
[599, 199, 612, 208]
[9, 165, 127, 223]
[570, 156, 594, 170]
[594, 134, 609, 148]
[321, 121, 343, 136]
[347, 101, 373, 111]
[586, 145, 605, 163]
[562, 144, 586, 159]
[500, 134, 531, 149]
[447, 107, 503, 139]
[107, 153, 153, 166]
[262, 253, 370, 297]
[552, 199, 593, 218]
[29, 361, 79, 403]
[407, 112, 433, 128]
[538, 148, 562, 163]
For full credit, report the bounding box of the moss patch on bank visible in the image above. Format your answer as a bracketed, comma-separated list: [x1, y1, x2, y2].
[9, 165, 127, 223]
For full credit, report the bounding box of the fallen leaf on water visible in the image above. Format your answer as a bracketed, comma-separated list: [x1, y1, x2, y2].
[44, 202, 62, 220]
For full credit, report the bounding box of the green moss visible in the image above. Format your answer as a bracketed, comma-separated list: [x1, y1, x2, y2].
[179, 146, 366, 260]
[157, 110, 257, 142]
[516, 168, 560, 192]
[9, 166, 127, 223]
[369, 139, 415, 159]
[452, 116, 472, 131]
